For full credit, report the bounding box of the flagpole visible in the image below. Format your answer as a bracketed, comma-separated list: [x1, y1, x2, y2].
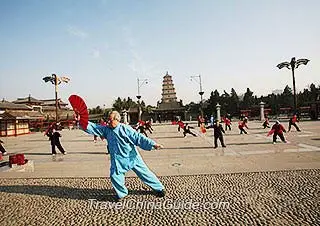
[54, 74, 58, 123]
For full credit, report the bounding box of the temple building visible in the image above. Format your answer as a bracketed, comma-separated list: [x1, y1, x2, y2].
[153, 72, 186, 122]
[0, 99, 43, 136]
[0, 95, 74, 136]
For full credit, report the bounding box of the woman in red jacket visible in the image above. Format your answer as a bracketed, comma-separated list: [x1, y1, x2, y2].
[267, 120, 287, 144]
[238, 117, 248, 134]
[223, 116, 232, 131]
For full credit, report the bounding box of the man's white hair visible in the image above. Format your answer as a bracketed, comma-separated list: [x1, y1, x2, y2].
[110, 111, 121, 121]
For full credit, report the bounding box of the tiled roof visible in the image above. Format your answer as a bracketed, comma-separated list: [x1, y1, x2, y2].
[13, 96, 42, 104]
[0, 110, 44, 120]
[41, 105, 68, 111]
[41, 99, 68, 106]
[0, 100, 32, 110]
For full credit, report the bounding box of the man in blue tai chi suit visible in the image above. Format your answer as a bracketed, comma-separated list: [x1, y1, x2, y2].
[83, 110, 165, 201]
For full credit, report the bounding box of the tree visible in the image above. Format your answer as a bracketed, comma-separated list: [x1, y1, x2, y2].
[185, 102, 201, 115]
[229, 88, 240, 115]
[310, 83, 319, 101]
[280, 85, 293, 108]
[112, 97, 124, 111]
[112, 97, 139, 112]
[241, 88, 254, 109]
[89, 105, 103, 114]
[205, 90, 220, 116]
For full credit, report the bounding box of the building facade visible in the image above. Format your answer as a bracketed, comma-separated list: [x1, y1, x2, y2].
[0, 95, 74, 136]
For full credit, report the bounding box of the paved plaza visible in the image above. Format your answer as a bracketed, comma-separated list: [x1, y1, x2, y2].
[0, 120, 320, 225]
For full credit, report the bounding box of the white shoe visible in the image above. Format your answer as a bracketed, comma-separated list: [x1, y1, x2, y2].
[63, 152, 67, 155]
[52, 154, 56, 157]
[2, 152, 8, 156]
[273, 142, 276, 144]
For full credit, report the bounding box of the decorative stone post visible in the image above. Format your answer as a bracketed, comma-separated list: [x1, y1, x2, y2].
[127, 112, 131, 124]
[138, 105, 142, 121]
[260, 102, 265, 121]
[123, 110, 128, 124]
[216, 103, 221, 122]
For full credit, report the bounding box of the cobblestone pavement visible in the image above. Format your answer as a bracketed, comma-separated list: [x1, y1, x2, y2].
[0, 169, 319, 225]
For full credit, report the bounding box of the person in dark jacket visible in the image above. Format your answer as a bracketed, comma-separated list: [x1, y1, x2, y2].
[183, 123, 197, 137]
[213, 120, 226, 148]
[46, 123, 66, 156]
[288, 114, 301, 132]
[145, 120, 153, 134]
[0, 139, 8, 156]
[262, 117, 270, 129]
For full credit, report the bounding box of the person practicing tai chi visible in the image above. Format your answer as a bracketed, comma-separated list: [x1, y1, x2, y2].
[45, 123, 66, 156]
[223, 116, 232, 131]
[262, 117, 270, 129]
[213, 120, 226, 148]
[80, 111, 165, 201]
[177, 120, 185, 132]
[182, 123, 197, 137]
[135, 120, 149, 137]
[288, 114, 301, 132]
[238, 117, 249, 134]
[0, 139, 8, 156]
[267, 120, 287, 144]
[145, 120, 153, 134]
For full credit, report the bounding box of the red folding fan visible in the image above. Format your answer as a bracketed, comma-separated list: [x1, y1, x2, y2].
[68, 95, 89, 130]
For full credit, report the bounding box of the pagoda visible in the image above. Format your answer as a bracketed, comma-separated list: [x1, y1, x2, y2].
[154, 72, 185, 122]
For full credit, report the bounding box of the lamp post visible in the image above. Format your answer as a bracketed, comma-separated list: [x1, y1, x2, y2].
[277, 57, 309, 113]
[190, 74, 204, 117]
[43, 74, 70, 123]
[136, 78, 148, 120]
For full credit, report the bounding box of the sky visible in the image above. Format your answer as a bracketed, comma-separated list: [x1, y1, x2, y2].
[0, 0, 319, 108]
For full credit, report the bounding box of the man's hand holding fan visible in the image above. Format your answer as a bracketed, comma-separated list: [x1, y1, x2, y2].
[68, 95, 89, 130]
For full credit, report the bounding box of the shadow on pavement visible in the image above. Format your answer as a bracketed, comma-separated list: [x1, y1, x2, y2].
[153, 131, 179, 134]
[227, 141, 271, 146]
[247, 127, 267, 130]
[0, 185, 153, 202]
[24, 140, 48, 142]
[24, 152, 107, 155]
[165, 141, 271, 149]
[27, 140, 91, 142]
[165, 146, 213, 149]
[24, 153, 53, 156]
[72, 152, 107, 155]
[152, 136, 184, 139]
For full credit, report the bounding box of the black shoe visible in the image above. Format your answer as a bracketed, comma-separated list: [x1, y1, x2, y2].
[222, 145, 226, 148]
[154, 189, 166, 198]
[213, 146, 218, 149]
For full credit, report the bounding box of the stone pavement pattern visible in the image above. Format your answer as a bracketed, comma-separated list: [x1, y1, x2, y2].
[0, 169, 319, 225]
